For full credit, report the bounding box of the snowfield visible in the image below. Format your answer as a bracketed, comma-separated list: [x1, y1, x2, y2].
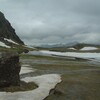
[20, 65, 37, 74]
[4, 38, 18, 45]
[40, 50, 100, 59]
[0, 74, 61, 100]
[0, 66, 61, 100]
[68, 47, 76, 50]
[0, 41, 10, 48]
[80, 47, 98, 51]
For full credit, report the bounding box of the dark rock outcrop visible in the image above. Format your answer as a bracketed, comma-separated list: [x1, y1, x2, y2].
[0, 11, 24, 45]
[0, 52, 21, 87]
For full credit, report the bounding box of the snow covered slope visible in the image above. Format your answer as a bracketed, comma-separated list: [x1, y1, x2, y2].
[0, 41, 10, 48]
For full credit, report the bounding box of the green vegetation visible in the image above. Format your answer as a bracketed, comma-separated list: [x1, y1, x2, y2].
[0, 81, 38, 92]
[0, 45, 35, 54]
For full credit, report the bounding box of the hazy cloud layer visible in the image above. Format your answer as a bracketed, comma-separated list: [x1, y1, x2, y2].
[0, 0, 100, 45]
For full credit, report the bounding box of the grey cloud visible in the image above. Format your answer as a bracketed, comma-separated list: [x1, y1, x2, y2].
[0, 0, 100, 45]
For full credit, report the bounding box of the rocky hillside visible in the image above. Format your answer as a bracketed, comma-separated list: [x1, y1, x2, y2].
[0, 11, 24, 45]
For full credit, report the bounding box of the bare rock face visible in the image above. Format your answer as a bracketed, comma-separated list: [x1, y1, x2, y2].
[0, 11, 24, 45]
[0, 52, 21, 87]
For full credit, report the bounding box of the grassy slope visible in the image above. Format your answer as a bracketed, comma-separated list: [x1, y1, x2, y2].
[0, 44, 35, 54]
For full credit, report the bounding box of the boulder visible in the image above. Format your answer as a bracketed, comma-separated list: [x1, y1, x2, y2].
[0, 52, 21, 87]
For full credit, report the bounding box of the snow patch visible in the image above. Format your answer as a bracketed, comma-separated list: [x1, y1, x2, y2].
[0, 41, 10, 48]
[4, 38, 18, 45]
[0, 74, 61, 100]
[68, 47, 76, 50]
[80, 47, 98, 51]
[20, 65, 36, 74]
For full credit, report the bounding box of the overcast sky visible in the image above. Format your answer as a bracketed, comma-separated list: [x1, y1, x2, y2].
[0, 0, 100, 45]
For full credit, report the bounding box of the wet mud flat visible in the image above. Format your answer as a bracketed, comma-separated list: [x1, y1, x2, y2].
[20, 54, 100, 100]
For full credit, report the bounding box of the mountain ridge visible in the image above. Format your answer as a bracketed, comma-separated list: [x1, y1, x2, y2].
[0, 11, 24, 45]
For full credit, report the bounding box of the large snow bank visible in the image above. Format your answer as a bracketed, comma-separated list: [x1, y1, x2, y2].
[80, 47, 98, 51]
[0, 74, 61, 100]
[0, 41, 10, 48]
[40, 50, 100, 59]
